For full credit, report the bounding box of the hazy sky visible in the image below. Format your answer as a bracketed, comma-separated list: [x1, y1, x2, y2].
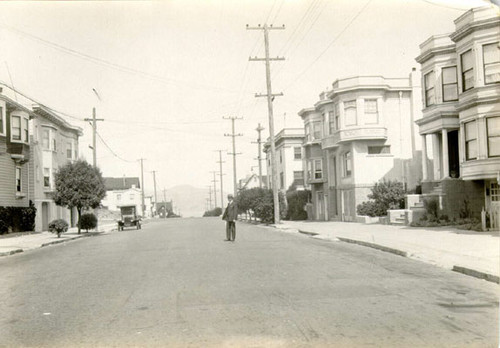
[0, 0, 492, 197]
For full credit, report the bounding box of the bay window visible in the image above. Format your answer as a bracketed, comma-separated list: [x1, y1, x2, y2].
[487, 117, 500, 157]
[344, 100, 357, 126]
[461, 50, 474, 91]
[442, 66, 458, 102]
[465, 121, 477, 160]
[364, 99, 378, 124]
[43, 168, 50, 188]
[342, 151, 352, 177]
[16, 167, 21, 192]
[314, 159, 323, 179]
[313, 122, 322, 140]
[11, 116, 21, 141]
[328, 111, 335, 134]
[483, 42, 500, 84]
[424, 71, 435, 106]
[42, 128, 50, 150]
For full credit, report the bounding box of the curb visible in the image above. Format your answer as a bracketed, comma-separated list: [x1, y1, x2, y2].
[452, 266, 500, 284]
[298, 229, 319, 236]
[0, 249, 23, 257]
[336, 237, 408, 257]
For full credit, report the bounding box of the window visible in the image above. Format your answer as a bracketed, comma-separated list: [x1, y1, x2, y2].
[279, 149, 282, 163]
[42, 128, 50, 150]
[465, 121, 477, 160]
[280, 172, 284, 189]
[424, 71, 435, 106]
[0, 107, 4, 135]
[305, 123, 311, 142]
[328, 111, 335, 134]
[15, 167, 21, 192]
[368, 145, 390, 154]
[483, 43, 500, 84]
[491, 183, 500, 202]
[344, 100, 357, 126]
[67, 142, 73, 159]
[335, 103, 340, 130]
[11, 116, 21, 140]
[52, 137, 57, 151]
[314, 159, 323, 179]
[43, 168, 50, 188]
[307, 161, 312, 181]
[342, 151, 352, 177]
[487, 117, 500, 157]
[23, 118, 29, 142]
[294, 146, 301, 160]
[461, 50, 474, 91]
[364, 99, 378, 124]
[293, 171, 304, 180]
[442, 66, 458, 102]
[313, 122, 322, 139]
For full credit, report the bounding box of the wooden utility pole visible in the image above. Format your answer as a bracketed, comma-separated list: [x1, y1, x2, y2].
[252, 123, 265, 188]
[210, 171, 218, 208]
[139, 158, 146, 217]
[84, 107, 104, 231]
[152, 170, 158, 216]
[247, 23, 285, 224]
[208, 186, 213, 210]
[223, 117, 243, 197]
[215, 150, 226, 208]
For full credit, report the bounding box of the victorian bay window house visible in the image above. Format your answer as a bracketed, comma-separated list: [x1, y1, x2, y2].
[415, 6, 500, 223]
[0, 90, 33, 209]
[31, 105, 82, 231]
[299, 71, 423, 221]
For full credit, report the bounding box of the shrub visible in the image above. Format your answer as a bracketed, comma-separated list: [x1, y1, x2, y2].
[285, 188, 311, 220]
[79, 213, 97, 232]
[356, 179, 405, 217]
[48, 219, 68, 237]
[0, 203, 37, 234]
[203, 207, 222, 217]
[237, 188, 286, 223]
[424, 198, 439, 221]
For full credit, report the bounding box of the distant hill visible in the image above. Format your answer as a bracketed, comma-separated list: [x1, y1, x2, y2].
[164, 185, 228, 218]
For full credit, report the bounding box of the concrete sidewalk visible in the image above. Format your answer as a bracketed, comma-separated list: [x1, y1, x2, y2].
[272, 221, 499, 284]
[0, 222, 117, 257]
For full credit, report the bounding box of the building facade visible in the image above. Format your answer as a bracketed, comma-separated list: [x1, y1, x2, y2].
[299, 71, 423, 221]
[263, 128, 306, 195]
[30, 106, 82, 231]
[0, 91, 33, 209]
[101, 177, 151, 217]
[415, 6, 500, 220]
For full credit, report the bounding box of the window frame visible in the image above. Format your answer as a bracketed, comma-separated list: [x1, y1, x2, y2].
[0, 106, 5, 136]
[461, 49, 474, 92]
[368, 145, 391, 155]
[344, 100, 357, 126]
[313, 121, 322, 140]
[293, 146, 301, 160]
[43, 167, 51, 188]
[424, 71, 435, 107]
[314, 159, 323, 179]
[342, 151, 352, 177]
[483, 42, 500, 85]
[11, 115, 21, 141]
[15, 167, 22, 192]
[442, 66, 458, 102]
[487, 117, 500, 158]
[464, 121, 478, 160]
[364, 99, 379, 124]
[328, 110, 335, 134]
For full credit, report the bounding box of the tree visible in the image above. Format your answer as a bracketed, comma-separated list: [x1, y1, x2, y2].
[53, 160, 106, 234]
[357, 179, 405, 217]
[285, 184, 311, 221]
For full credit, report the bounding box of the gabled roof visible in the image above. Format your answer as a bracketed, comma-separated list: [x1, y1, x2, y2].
[104, 177, 140, 190]
[32, 105, 83, 136]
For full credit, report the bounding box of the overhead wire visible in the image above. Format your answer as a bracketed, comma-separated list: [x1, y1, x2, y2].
[283, 0, 373, 91]
[0, 24, 238, 94]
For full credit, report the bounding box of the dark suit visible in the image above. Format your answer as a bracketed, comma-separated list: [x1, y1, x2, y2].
[222, 201, 238, 241]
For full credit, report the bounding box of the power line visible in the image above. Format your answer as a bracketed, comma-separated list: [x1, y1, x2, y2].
[0, 24, 238, 93]
[95, 130, 135, 163]
[419, 0, 469, 11]
[283, 0, 373, 91]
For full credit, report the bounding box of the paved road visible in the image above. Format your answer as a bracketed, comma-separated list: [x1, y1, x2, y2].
[0, 218, 498, 347]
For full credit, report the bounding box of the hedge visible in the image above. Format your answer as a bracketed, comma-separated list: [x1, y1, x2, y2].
[0, 202, 37, 234]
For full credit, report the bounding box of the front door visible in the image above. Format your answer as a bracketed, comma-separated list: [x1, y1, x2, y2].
[42, 202, 49, 231]
[316, 191, 324, 220]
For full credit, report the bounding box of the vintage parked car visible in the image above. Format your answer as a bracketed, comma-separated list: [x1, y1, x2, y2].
[117, 205, 141, 231]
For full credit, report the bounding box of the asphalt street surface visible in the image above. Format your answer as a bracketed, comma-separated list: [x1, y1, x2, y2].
[0, 218, 498, 347]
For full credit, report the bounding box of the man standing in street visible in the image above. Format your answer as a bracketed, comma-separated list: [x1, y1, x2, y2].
[222, 194, 238, 241]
